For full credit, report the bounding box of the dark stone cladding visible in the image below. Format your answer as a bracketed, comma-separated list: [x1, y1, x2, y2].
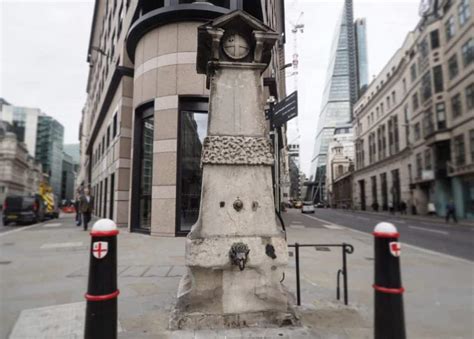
[126, 4, 230, 63]
[86, 66, 134, 155]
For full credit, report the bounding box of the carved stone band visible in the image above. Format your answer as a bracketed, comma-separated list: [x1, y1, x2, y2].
[201, 136, 274, 166]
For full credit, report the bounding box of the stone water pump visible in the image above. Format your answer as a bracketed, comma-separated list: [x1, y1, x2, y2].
[171, 10, 296, 329]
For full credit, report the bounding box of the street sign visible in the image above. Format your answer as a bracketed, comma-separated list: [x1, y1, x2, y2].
[271, 91, 298, 128]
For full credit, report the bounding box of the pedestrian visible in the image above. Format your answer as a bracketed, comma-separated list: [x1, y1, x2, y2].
[400, 201, 407, 215]
[388, 201, 394, 215]
[445, 200, 457, 223]
[80, 187, 94, 231]
[74, 192, 82, 227]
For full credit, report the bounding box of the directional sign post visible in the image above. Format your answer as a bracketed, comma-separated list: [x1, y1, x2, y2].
[271, 91, 298, 128]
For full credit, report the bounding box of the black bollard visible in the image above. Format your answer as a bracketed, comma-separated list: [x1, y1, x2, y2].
[373, 222, 406, 339]
[84, 219, 119, 339]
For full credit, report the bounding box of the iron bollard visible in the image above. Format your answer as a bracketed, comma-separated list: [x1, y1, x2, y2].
[84, 219, 119, 339]
[373, 222, 406, 339]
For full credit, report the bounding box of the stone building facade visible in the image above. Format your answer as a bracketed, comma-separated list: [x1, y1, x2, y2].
[79, 0, 287, 235]
[352, 0, 474, 218]
[0, 121, 45, 207]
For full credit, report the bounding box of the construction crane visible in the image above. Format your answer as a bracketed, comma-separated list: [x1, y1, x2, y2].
[288, 11, 304, 92]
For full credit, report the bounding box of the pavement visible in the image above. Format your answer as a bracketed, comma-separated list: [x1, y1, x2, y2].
[0, 212, 473, 338]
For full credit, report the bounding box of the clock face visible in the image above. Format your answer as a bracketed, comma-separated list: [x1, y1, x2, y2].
[419, 0, 431, 16]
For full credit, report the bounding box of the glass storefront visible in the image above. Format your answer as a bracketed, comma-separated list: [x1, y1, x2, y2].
[178, 110, 208, 233]
[139, 115, 154, 231]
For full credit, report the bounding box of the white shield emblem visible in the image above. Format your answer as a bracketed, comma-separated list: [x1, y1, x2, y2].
[389, 241, 401, 257]
[92, 241, 108, 259]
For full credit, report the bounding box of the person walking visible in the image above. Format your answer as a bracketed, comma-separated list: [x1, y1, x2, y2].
[80, 188, 94, 231]
[74, 191, 82, 227]
[445, 200, 457, 223]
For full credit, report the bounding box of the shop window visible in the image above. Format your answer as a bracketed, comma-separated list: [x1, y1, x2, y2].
[177, 99, 208, 234]
[131, 104, 154, 233]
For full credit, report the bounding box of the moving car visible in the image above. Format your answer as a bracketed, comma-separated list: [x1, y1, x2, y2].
[301, 201, 315, 214]
[2, 195, 45, 225]
[293, 201, 303, 209]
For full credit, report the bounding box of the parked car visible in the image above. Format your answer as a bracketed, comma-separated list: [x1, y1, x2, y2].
[2, 195, 45, 225]
[315, 202, 325, 208]
[301, 201, 315, 214]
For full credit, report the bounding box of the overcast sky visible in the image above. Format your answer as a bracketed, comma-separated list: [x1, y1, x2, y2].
[1, 0, 420, 172]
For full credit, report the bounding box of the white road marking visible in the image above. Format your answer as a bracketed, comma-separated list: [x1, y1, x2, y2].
[323, 224, 346, 230]
[40, 242, 83, 249]
[0, 222, 44, 238]
[389, 219, 406, 224]
[409, 226, 449, 235]
[303, 213, 472, 264]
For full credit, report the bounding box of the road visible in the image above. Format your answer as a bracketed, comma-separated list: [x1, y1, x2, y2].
[283, 208, 474, 261]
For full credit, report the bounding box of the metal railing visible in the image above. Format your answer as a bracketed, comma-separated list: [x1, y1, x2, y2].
[288, 242, 354, 306]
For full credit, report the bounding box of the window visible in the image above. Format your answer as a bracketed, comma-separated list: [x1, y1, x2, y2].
[416, 153, 423, 178]
[412, 92, 419, 110]
[466, 83, 474, 109]
[432, 65, 444, 93]
[410, 63, 417, 82]
[388, 119, 394, 155]
[421, 71, 432, 102]
[404, 105, 410, 145]
[414, 122, 421, 141]
[425, 149, 432, 170]
[402, 78, 407, 93]
[386, 96, 390, 109]
[430, 29, 440, 49]
[451, 93, 462, 118]
[462, 38, 474, 67]
[102, 136, 105, 154]
[113, 113, 118, 137]
[423, 109, 435, 137]
[107, 125, 111, 147]
[448, 54, 459, 79]
[470, 129, 474, 162]
[381, 102, 384, 113]
[445, 16, 455, 41]
[454, 134, 466, 166]
[436, 103, 446, 129]
[392, 91, 396, 105]
[393, 115, 399, 153]
[178, 102, 209, 233]
[458, 0, 471, 26]
[419, 37, 429, 58]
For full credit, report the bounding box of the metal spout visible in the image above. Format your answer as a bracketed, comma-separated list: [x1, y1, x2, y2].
[229, 242, 250, 271]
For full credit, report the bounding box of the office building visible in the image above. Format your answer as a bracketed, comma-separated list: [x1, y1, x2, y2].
[307, 0, 368, 203]
[0, 100, 42, 157]
[36, 116, 64, 197]
[352, 0, 473, 218]
[79, 0, 287, 235]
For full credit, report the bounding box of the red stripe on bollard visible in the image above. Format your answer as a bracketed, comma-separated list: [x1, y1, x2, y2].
[372, 232, 400, 238]
[372, 284, 405, 294]
[85, 289, 120, 301]
[90, 229, 119, 237]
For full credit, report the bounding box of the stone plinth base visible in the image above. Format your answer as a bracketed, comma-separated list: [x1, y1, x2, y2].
[169, 308, 300, 330]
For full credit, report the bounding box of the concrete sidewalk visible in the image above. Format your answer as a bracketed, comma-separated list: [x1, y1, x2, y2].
[1, 214, 473, 338]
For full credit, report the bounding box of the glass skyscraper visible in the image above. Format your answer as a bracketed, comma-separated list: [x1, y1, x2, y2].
[308, 0, 368, 202]
[36, 116, 64, 197]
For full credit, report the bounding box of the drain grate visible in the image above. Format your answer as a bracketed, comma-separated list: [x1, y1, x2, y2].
[2, 242, 14, 246]
[315, 246, 331, 252]
[0, 261, 12, 265]
[365, 257, 374, 261]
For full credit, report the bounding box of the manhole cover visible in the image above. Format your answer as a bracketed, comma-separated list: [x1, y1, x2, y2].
[315, 246, 331, 252]
[0, 261, 12, 265]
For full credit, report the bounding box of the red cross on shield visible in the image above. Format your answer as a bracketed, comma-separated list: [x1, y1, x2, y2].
[92, 241, 108, 259]
[389, 241, 401, 257]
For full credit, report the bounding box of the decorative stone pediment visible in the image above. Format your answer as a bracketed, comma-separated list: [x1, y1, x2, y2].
[196, 10, 279, 74]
